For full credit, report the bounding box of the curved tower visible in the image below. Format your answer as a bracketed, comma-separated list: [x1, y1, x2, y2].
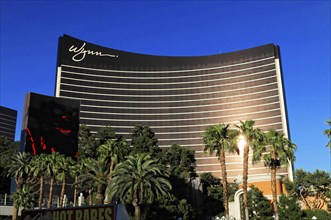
[55, 35, 292, 182]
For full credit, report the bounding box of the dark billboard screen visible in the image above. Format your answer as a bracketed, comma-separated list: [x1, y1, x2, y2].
[21, 92, 80, 159]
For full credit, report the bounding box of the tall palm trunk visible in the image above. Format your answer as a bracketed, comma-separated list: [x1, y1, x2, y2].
[89, 189, 93, 205]
[271, 151, 279, 220]
[12, 177, 24, 220]
[59, 178, 66, 207]
[243, 145, 249, 220]
[220, 149, 229, 220]
[271, 167, 278, 220]
[96, 185, 104, 204]
[109, 160, 114, 182]
[134, 204, 141, 220]
[104, 160, 115, 204]
[73, 176, 78, 207]
[38, 176, 44, 208]
[12, 205, 18, 220]
[133, 188, 140, 220]
[47, 177, 54, 208]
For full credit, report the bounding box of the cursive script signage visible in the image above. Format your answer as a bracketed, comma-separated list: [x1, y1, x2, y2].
[69, 42, 118, 62]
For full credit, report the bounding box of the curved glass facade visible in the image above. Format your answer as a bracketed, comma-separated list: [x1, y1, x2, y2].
[56, 35, 291, 180]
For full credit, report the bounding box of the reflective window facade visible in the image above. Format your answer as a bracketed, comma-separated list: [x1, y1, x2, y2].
[56, 35, 292, 180]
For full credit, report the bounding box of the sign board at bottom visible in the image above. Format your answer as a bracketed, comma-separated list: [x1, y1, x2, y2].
[21, 204, 129, 220]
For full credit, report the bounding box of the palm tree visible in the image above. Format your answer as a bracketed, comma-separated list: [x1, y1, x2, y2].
[70, 159, 84, 207]
[5, 152, 32, 220]
[260, 129, 296, 220]
[44, 152, 63, 208]
[12, 184, 36, 212]
[324, 119, 331, 149]
[97, 135, 129, 203]
[109, 153, 172, 220]
[30, 153, 48, 208]
[97, 136, 129, 180]
[235, 120, 264, 220]
[57, 156, 75, 207]
[75, 157, 109, 205]
[73, 157, 97, 205]
[202, 124, 238, 220]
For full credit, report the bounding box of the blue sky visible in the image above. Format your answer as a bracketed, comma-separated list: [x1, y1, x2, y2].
[0, 1, 330, 172]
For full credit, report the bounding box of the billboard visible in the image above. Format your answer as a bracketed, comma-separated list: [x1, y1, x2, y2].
[21, 92, 80, 159]
[21, 205, 118, 220]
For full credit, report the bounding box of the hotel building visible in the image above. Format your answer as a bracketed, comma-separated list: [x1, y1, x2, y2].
[0, 106, 17, 141]
[55, 35, 292, 185]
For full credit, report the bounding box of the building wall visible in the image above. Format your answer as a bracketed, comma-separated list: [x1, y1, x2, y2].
[0, 106, 17, 141]
[0, 106, 17, 194]
[20, 92, 80, 159]
[55, 35, 291, 181]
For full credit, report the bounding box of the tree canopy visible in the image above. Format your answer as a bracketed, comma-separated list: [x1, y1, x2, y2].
[324, 119, 331, 149]
[278, 194, 303, 220]
[0, 135, 19, 169]
[109, 153, 172, 220]
[5, 122, 330, 220]
[247, 185, 273, 220]
[161, 144, 196, 179]
[285, 169, 331, 210]
[0, 135, 19, 194]
[130, 124, 159, 155]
